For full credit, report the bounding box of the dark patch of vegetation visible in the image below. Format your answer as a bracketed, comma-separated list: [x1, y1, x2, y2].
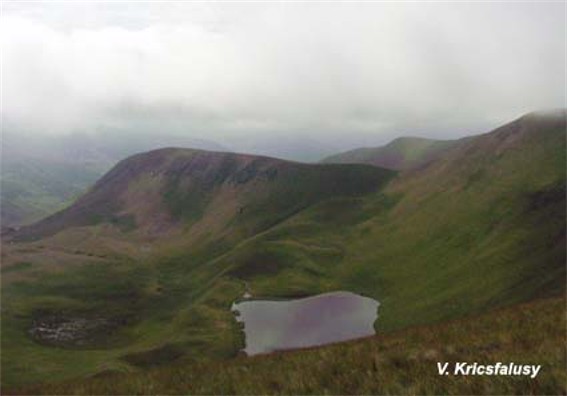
[230, 160, 263, 184]
[109, 214, 137, 232]
[465, 169, 486, 189]
[1, 261, 33, 274]
[163, 176, 209, 223]
[227, 247, 294, 279]
[121, 344, 185, 368]
[526, 181, 565, 212]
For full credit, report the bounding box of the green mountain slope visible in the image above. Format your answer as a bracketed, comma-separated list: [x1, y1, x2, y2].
[321, 136, 459, 170]
[1, 111, 565, 391]
[1, 153, 395, 388]
[14, 149, 394, 242]
[221, 111, 565, 330]
[347, 111, 566, 328]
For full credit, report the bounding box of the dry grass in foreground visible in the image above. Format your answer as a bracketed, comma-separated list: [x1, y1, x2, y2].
[6, 296, 566, 395]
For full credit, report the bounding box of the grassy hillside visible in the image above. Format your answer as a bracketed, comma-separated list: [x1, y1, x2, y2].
[13, 148, 394, 242]
[9, 296, 566, 395]
[219, 111, 565, 331]
[321, 136, 458, 170]
[1, 111, 565, 392]
[346, 111, 566, 329]
[1, 153, 394, 388]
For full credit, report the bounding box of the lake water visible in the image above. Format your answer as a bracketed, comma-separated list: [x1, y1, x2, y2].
[232, 291, 379, 355]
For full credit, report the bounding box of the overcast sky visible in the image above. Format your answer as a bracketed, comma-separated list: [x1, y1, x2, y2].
[1, 1, 565, 146]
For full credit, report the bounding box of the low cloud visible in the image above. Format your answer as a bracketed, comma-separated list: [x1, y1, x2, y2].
[1, 2, 565, 142]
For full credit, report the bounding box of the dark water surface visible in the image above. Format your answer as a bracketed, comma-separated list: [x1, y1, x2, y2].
[232, 291, 379, 355]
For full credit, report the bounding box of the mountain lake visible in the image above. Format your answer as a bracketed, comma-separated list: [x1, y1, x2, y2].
[232, 291, 379, 355]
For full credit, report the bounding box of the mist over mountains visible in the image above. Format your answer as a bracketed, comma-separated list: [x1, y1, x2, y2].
[2, 109, 562, 228]
[0, 122, 438, 227]
[1, 2, 565, 394]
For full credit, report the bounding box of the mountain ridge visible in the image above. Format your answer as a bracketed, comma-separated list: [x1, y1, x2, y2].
[12, 147, 395, 242]
[320, 135, 459, 170]
[2, 110, 565, 390]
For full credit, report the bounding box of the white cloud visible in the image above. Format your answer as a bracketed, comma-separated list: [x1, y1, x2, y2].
[1, 2, 565, 140]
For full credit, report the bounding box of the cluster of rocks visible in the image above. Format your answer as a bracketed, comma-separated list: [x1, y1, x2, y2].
[29, 314, 115, 347]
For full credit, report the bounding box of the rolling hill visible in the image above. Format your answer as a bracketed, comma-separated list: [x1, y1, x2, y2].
[321, 136, 459, 170]
[1, 110, 565, 393]
[13, 148, 394, 242]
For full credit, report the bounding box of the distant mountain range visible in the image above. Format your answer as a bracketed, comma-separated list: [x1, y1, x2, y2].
[2, 110, 565, 393]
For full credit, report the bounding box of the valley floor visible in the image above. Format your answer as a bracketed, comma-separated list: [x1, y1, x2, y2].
[8, 296, 565, 395]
